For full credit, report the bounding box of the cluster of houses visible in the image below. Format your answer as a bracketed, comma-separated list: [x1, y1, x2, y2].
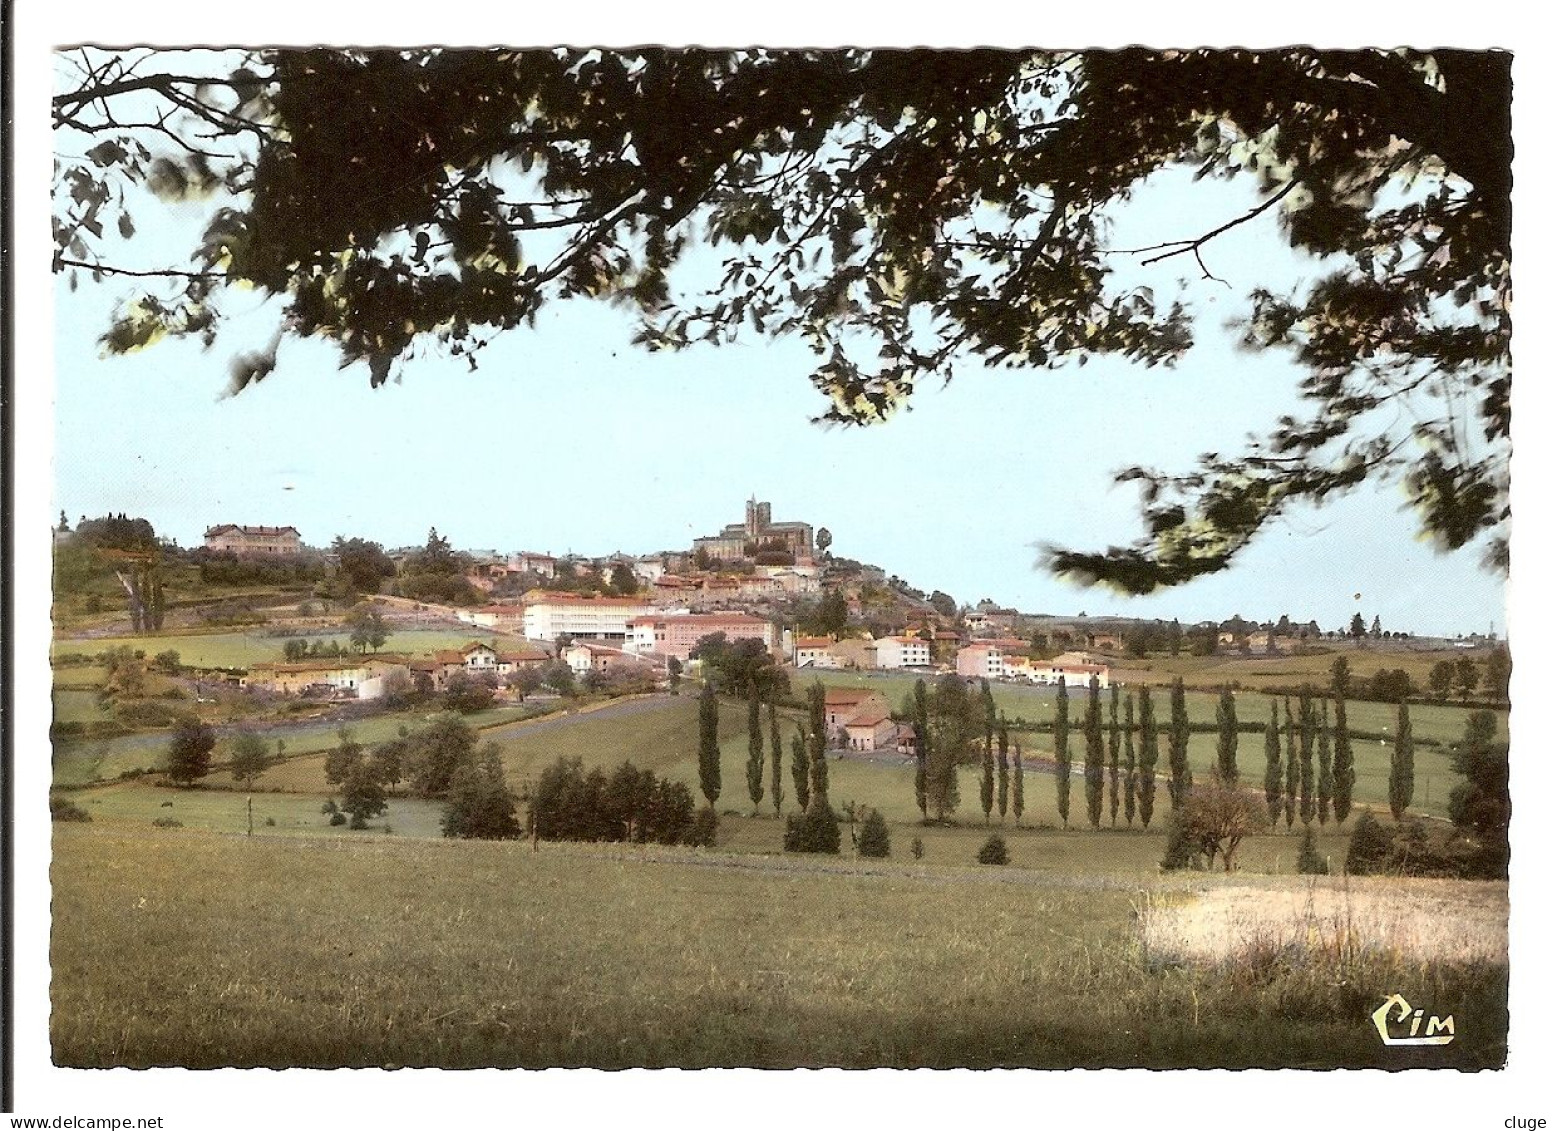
[241, 640, 551, 700]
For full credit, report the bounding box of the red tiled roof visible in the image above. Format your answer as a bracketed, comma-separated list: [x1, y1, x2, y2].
[846, 711, 891, 728]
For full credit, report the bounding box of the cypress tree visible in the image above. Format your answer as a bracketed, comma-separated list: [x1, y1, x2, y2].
[746, 691, 765, 815]
[997, 715, 1010, 822]
[1263, 699, 1282, 826]
[791, 730, 810, 813]
[1123, 693, 1137, 827]
[1084, 677, 1105, 829]
[1332, 693, 1355, 823]
[1012, 741, 1025, 825]
[1389, 698, 1414, 821]
[769, 700, 784, 815]
[698, 680, 721, 809]
[1054, 678, 1071, 828]
[1298, 687, 1316, 825]
[1107, 683, 1121, 826]
[1283, 697, 1298, 828]
[1168, 678, 1192, 806]
[1215, 685, 1238, 783]
[807, 681, 828, 808]
[1317, 699, 1333, 825]
[1137, 687, 1159, 829]
[979, 681, 997, 823]
[912, 679, 930, 822]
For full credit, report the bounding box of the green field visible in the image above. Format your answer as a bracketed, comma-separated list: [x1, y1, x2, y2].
[50, 824, 1507, 1069]
[796, 668, 1503, 745]
[52, 627, 533, 670]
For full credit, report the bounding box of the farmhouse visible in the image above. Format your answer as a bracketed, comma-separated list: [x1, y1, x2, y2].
[793, 636, 839, 669]
[842, 709, 896, 752]
[243, 655, 410, 699]
[203, 524, 302, 557]
[824, 688, 890, 731]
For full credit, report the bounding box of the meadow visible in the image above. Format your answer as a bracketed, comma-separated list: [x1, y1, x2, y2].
[52, 626, 533, 669]
[50, 824, 1507, 1069]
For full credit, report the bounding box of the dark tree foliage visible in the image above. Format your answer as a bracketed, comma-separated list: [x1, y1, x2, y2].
[806, 680, 829, 807]
[976, 834, 1009, 866]
[1298, 688, 1316, 825]
[695, 633, 786, 700]
[166, 717, 216, 785]
[1083, 677, 1105, 829]
[1167, 678, 1192, 807]
[323, 728, 365, 786]
[442, 670, 498, 713]
[997, 714, 1010, 823]
[911, 678, 930, 821]
[440, 744, 523, 839]
[228, 729, 271, 786]
[1332, 692, 1356, 823]
[1263, 700, 1283, 826]
[1214, 685, 1238, 783]
[1446, 710, 1509, 876]
[340, 759, 390, 828]
[768, 699, 785, 816]
[1106, 684, 1120, 826]
[1297, 826, 1330, 875]
[1345, 811, 1395, 876]
[857, 807, 891, 858]
[1053, 678, 1071, 828]
[1317, 698, 1334, 825]
[698, 679, 722, 808]
[1136, 687, 1158, 829]
[745, 690, 765, 815]
[1389, 698, 1414, 821]
[1484, 645, 1511, 703]
[926, 674, 972, 821]
[979, 680, 996, 824]
[1283, 697, 1298, 828]
[403, 712, 479, 798]
[1011, 741, 1025, 825]
[1122, 693, 1137, 827]
[791, 730, 811, 814]
[332, 536, 396, 596]
[529, 756, 699, 844]
[56, 48, 1511, 590]
[783, 802, 841, 854]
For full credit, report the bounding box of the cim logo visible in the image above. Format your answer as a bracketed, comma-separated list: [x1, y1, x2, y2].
[1372, 993, 1455, 1046]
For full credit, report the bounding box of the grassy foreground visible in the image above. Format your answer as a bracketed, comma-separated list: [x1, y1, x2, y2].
[52, 825, 1506, 1070]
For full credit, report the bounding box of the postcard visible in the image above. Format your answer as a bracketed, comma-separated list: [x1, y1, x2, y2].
[9, 5, 1552, 1129]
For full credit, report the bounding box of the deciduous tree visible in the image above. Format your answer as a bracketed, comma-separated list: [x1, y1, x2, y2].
[59, 48, 1511, 589]
[166, 717, 215, 785]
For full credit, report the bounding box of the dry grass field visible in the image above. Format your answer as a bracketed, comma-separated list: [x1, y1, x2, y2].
[50, 824, 1508, 1070]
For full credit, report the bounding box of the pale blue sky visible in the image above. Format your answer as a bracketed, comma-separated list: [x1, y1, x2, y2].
[51, 65, 1508, 638]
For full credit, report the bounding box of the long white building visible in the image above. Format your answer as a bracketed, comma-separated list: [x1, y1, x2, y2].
[521, 594, 656, 641]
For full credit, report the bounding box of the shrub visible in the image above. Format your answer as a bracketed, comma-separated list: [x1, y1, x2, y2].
[115, 700, 179, 728]
[857, 808, 891, 858]
[784, 804, 842, 854]
[88, 720, 130, 738]
[328, 811, 347, 826]
[51, 721, 86, 739]
[1159, 812, 1202, 872]
[151, 817, 183, 828]
[1345, 811, 1393, 875]
[911, 836, 925, 861]
[263, 817, 276, 827]
[1296, 826, 1329, 875]
[976, 834, 1009, 865]
[159, 687, 188, 700]
[49, 796, 92, 822]
[684, 809, 719, 848]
